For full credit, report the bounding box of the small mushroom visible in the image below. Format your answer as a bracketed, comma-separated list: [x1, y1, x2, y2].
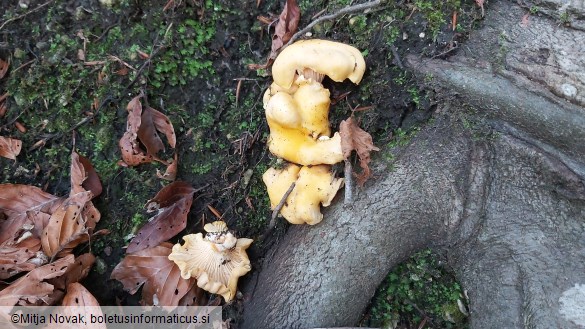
[263, 163, 344, 225]
[168, 223, 252, 302]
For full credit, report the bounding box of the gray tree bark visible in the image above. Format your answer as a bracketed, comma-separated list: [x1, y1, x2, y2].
[240, 1, 585, 328]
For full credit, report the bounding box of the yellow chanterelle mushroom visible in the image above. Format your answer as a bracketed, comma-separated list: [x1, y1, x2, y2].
[263, 39, 366, 166]
[263, 164, 344, 225]
[168, 221, 252, 302]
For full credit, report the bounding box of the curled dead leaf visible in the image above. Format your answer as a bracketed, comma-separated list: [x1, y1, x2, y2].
[126, 181, 196, 254]
[249, 0, 300, 69]
[62, 282, 102, 307]
[119, 94, 176, 167]
[41, 191, 93, 258]
[339, 116, 380, 186]
[112, 242, 202, 306]
[0, 254, 74, 306]
[156, 153, 178, 181]
[0, 238, 44, 279]
[0, 136, 22, 160]
[0, 184, 61, 245]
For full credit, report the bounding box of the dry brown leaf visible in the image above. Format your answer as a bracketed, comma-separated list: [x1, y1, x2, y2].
[156, 153, 178, 181]
[126, 181, 196, 253]
[41, 191, 93, 258]
[339, 116, 380, 186]
[249, 0, 300, 70]
[138, 106, 176, 156]
[59, 283, 106, 329]
[119, 95, 153, 166]
[0, 238, 44, 279]
[0, 184, 62, 245]
[0, 136, 22, 160]
[62, 283, 101, 306]
[45, 253, 96, 305]
[112, 242, 200, 306]
[119, 94, 176, 167]
[0, 58, 9, 80]
[0, 254, 74, 306]
[71, 152, 103, 198]
[178, 283, 208, 306]
[272, 0, 300, 56]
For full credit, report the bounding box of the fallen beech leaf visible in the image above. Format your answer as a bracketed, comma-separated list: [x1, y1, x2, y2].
[0, 238, 43, 279]
[41, 191, 93, 258]
[178, 283, 208, 306]
[59, 283, 105, 329]
[71, 152, 103, 198]
[0, 254, 74, 306]
[339, 116, 380, 186]
[69, 152, 101, 231]
[0, 136, 22, 160]
[272, 0, 300, 56]
[119, 94, 176, 167]
[0, 58, 9, 80]
[119, 95, 153, 166]
[138, 105, 176, 156]
[45, 253, 96, 305]
[156, 153, 178, 181]
[0, 184, 61, 245]
[249, 0, 300, 69]
[62, 282, 99, 305]
[126, 181, 196, 253]
[112, 242, 199, 306]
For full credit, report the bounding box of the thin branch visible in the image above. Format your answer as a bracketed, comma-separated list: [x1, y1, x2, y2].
[344, 159, 353, 203]
[0, 0, 55, 31]
[286, 0, 383, 46]
[269, 182, 296, 228]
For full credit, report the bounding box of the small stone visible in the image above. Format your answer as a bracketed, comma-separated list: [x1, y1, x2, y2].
[561, 83, 577, 98]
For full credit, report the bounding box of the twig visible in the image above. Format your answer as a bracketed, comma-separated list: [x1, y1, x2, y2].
[344, 159, 353, 203]
[0, 0, 55, 31]
[268, 182, 295, 229]
[286, 0, 382, 46]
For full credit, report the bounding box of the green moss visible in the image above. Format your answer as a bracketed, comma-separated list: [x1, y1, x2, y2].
[365, 249, 468, 328]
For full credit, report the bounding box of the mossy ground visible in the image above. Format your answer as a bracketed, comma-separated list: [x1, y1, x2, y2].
[0, 0, 482, 326]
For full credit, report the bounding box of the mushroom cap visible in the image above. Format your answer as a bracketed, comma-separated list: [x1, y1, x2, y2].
[168, 233, 253, 302]
[263, 164, 344, 225]
[204, 220, 228, 233]
[272, 39, 366, 89]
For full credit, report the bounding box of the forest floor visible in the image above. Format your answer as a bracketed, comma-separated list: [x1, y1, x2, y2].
[0, 0, 487, 327]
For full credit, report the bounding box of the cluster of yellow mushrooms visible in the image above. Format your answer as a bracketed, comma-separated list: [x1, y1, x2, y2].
[167, 40, 366, 303]
[262, 39, 366, 225]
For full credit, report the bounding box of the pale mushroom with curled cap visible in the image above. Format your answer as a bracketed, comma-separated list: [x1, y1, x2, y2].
[168, 221, 252, 302]
[271, 39, 367, 89]
[263, 163, 344, 225]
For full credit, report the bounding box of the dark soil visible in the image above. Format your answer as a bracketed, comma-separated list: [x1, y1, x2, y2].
[0, 0, 482, 326]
